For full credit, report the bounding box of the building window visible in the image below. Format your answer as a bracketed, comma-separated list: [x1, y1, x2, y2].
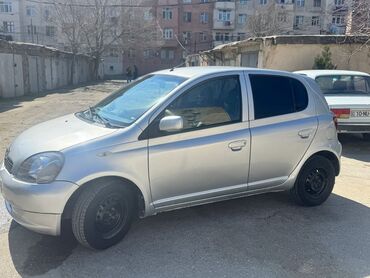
[294, 15, 304, 28]
[163, 28, 173, 39]
[144, 11, 153, 21]
[128, 48, 135, 58]
[200, 0, 209, 2]
[3, 21, 14, 33]
[143, 49, 151, 58]
[161, 49, 175, 60]
[27, 25, 37, 35]
[237, 33, 246, 41]
[218, 10, 231, 21]
[44, 9, 50, 19]
[296, 0, 304, 7]
[238, 14, 247, 25]
[332, 15, 345, 25]
[200, 12, 209, 24]
[46, 26, 56, 37]
[183, 12, 192, 22]
[311, 16, 320, 26]
[182, 31, 191, 44]
[162, 8, 172, 20]
[240, 0, 248, 4]
[334, 0, 344, 5]
[278, 13, 287, 22]
[199, 32, 207, 41]
[313, 0, 321, 7]
[26, 6, 36, 16]
[260, 0, 267, 5]
[0, 2, 12, 13]
[183, 0, 191, 3]
[215, 32, 230, 42]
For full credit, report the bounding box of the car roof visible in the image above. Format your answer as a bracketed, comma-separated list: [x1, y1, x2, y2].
[154, 66, 294, 79]
[295, 69, 370, 78]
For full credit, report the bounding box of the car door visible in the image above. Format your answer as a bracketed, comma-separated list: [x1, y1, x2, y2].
[146, 73, 250, 209]
[246, 73, 318, 190]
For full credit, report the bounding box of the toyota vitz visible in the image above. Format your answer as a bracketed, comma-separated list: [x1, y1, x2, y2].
[0, 67, 341, 249]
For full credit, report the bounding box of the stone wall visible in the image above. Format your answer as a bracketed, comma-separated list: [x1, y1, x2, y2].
[0, 40, 95, 98]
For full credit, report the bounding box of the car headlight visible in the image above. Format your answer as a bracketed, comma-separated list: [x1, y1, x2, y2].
[15, 152, 64, 184]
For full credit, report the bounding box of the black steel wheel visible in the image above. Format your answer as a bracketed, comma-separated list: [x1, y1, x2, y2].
[72, 179, 136, 250]
[290, 156, 335, 206]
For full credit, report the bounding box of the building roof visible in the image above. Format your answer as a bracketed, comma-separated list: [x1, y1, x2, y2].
[201, 35, 370, 54]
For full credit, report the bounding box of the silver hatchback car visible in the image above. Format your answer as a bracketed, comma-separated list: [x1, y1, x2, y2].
[1, 67, 341, 249]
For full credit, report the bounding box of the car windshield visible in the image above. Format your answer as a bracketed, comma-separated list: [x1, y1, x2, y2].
[315, 75, 370, 95]
[78, 74, 186, 127]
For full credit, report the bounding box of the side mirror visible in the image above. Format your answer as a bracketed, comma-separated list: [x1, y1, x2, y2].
[159, 115, 183, 132]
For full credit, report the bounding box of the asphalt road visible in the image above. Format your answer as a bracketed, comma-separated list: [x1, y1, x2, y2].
[0, 82, 369, 278]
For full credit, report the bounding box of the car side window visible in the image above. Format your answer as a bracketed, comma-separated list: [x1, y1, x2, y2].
[144, 75, 242, 138]
[249, 74, 308, 120]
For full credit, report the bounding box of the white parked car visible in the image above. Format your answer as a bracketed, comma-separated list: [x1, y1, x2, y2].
[295, 70, 370, 139]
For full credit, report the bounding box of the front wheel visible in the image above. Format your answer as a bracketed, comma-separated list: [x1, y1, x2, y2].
[290, 156, 335, 206]
[71, 180, 136, 250]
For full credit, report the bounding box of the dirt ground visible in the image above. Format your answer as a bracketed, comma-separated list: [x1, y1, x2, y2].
[0, 81, 369, 278]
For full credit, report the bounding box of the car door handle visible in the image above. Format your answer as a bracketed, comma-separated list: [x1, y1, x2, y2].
[228, 140, 247, 151]
[298, 129, 313, 139]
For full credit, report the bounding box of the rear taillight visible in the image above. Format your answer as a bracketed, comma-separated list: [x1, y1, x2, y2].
[331, 108, 350, 119]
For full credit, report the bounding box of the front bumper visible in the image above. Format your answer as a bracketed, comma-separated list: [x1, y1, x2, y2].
[0, 164, 79, 236]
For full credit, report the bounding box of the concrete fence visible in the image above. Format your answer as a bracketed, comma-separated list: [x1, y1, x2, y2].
[0, 40, 96, 98]
[187, 35, 370, 74]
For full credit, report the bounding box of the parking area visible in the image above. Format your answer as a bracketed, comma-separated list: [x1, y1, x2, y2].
[0, 82, 369, 278]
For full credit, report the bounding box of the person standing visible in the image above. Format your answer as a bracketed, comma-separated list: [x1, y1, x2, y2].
[126, 66, 132, 83]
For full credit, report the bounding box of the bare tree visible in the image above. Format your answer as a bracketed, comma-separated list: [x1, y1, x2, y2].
[246, 3, 290, 37]
[347, 0, 370, 37]
[48, 0, 162, 79]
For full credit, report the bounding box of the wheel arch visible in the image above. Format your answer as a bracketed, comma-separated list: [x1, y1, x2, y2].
[61, 176, 147, 225]
[307, 150, 340, 176]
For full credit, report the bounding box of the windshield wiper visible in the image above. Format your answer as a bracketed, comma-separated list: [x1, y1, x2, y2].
[88, 107, 117, 128]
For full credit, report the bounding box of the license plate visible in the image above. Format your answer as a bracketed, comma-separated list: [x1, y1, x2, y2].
[351, 110, 370, 117]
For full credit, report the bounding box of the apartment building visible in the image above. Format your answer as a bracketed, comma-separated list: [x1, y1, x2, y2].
[0, 0, 21, 41]
[0, 0, 355, 77]
[212, 0, 350, 46]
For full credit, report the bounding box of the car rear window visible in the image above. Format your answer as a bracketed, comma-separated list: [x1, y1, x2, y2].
[315, 75, 370, 95]
[249, 75, 309, 120]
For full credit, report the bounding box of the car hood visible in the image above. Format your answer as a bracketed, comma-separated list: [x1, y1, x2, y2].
[7, 114, 117, 164]
[325, 95, 370, 108]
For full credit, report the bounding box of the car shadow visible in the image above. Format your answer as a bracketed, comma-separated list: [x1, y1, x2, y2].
[339, 133, 370, 163]
[7, 192, 370, 277]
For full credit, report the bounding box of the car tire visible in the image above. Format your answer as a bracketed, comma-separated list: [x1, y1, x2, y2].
[71, 180, 136, 250]
[363, 133, 370, 140]
[290, 156, 335, 207]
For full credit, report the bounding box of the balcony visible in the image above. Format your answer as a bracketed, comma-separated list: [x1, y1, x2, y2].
[275, 3, 294, 11]
[332, 4, 348, 13]
[215, 1, 235, 10]
[214, 20, 235, 29]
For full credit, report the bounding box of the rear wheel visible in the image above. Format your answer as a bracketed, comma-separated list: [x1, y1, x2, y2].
[290, 156, 335, 206]
[71, 180, 136, 250]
